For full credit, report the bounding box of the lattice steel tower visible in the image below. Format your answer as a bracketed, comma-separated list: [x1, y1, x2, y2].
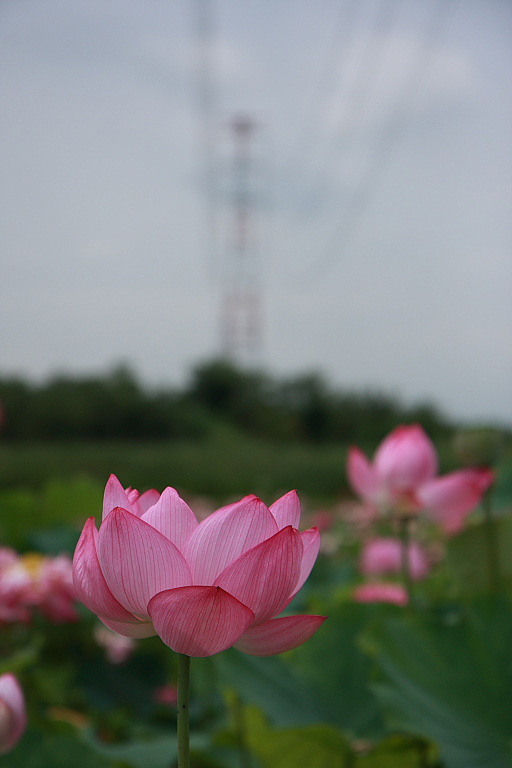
[220, 115, 262, 363]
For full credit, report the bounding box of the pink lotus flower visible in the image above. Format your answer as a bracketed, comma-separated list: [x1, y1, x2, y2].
[0, 674, 26, 754]
[95, 625, 136, 664]
[0, 551, 78, 624]
[0, 549, 31, 624]
[73, 476, 326, 658]
[360, 537, 430, 581]
[154, 685, 179, 707]
[347, 425, 494, 533]
[35, 555, 78, 623]
[353, 582, 408, 606]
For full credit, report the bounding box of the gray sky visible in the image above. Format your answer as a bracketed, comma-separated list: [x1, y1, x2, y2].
[1, 0, 511, 424]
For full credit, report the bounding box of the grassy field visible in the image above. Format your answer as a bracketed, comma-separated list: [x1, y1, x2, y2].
[0, 435, 350, 501]
[0, 434, 351, 551]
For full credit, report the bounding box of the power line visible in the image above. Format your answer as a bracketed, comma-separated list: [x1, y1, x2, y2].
[303, 0, 457, 283]
[281, 0, 360, 185]
[193, 0, 218, 278]
[297, 0, 405, 213]
[220, 116, 263, 362]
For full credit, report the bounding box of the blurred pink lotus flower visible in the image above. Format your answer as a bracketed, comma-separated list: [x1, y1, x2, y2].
[73, 475, 326, 658]
[353, 582, 408, 606]
[0, 550, 78, 624]
[36, 555, 78, 623]
[0, 549, 31, 624]
[360, 537, 430, 581]
[309, 510, 334, 532]
[0, 674, 26, 754]
[154, 684, 178, 707]
[95, 625, 136, 663]
[347, 425, 494, 533]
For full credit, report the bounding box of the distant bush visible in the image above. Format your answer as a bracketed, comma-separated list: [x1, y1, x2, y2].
[0, 359, 452, 443]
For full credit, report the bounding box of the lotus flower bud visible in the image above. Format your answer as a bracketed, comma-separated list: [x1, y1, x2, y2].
[0, 674, 26, 754]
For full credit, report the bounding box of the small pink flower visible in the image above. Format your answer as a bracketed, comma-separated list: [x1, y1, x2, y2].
[309, 510, 334, 532]
[154, 685, 178, 707]
[0, 674, 26, 754]
[360, 538, 430, 581]
[347, 425, 494, 531]
[37, 555, 78, 623]
[95, 625, 136, 663]
[0, 553, 32, 624]
[73, 475, 326, 658]
[0, 552, 78, 625]
[353, 582, 408, 606]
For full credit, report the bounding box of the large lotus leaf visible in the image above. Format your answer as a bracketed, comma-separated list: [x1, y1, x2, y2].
[243, 706, 350, 768]
[84, 725, 212, 768]
[0, 728, 110, 768]
[356, 736, 433, 768]
[214, 649, 327, 727]
[287, 602, 391, 740]
[366, 600, 512, 768]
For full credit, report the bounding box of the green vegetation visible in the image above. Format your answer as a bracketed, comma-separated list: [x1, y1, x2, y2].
[1, 360, 511, 767]
[0, 359, 452, 444]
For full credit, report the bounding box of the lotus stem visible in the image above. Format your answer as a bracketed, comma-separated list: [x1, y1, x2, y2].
[177, 653, 191, 768]
[482, 489, 501, 593]
[399, 515, 414, 605]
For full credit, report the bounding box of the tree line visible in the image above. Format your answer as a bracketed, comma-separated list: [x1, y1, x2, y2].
[0, 359, 452, 443]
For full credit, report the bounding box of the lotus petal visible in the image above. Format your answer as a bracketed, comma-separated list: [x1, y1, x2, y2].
[148, 585, 254, 657]
[98, 507, 192, 618]
[235, 615, 326, 656]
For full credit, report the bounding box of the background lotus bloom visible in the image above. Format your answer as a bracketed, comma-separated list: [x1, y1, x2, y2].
[360, 538, 430, 581]
[0, 674, 26, 754]
[416, 468, 495, 534]
[347, 424, 494, 531]
[0, 551, 78, 625]
[73, 475, 325, 657]
[354, 582, 408, 606]
[154, 685, 179, 707]
[94, 625, 136, 664]
[0, 549, 32, 624]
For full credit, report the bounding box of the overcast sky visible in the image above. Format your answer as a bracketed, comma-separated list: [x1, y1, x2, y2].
[1, 0, 511, 424]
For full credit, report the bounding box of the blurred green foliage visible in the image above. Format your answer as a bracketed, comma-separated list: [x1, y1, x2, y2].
[0, 359, 454, 444]
[0, 377, 511, 767]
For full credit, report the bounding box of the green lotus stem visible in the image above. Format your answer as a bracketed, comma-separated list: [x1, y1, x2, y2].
[177, 653, 191, 768]
[399, 515, 414, 605]
[482, 489, 501, 593]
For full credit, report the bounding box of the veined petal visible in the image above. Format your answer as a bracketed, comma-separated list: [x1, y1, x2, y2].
[103, 474, 134, 520]
[99, 616, 156, 639]
[418, 469, 493, 534]
[270, 491, 301, 529]
[0, 674, 26, 753]
[141, 487, 198, 551]
[98, 508, 192, 618]
[215, 527, 303, 624]
[148, 586, 254, 657]
[235, 615, 326, 656]
[347, 447, 380, 501]
[134, 489, 161, 516]
[73, 518, 135, 622]
[290, 527, 321, 598]
[184, 495, 278, 585]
